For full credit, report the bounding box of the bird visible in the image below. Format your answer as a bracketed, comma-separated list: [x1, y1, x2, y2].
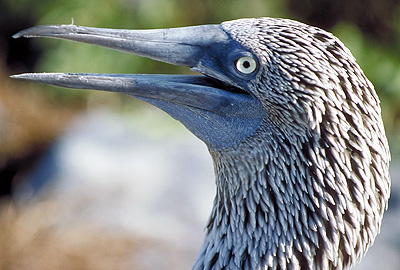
[12, 17, 390, 270]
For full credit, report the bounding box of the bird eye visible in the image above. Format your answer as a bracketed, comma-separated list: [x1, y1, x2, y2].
[235, 56, 257, 74]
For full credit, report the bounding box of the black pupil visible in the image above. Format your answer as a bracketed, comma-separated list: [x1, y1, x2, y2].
[243, 60, 250, 69]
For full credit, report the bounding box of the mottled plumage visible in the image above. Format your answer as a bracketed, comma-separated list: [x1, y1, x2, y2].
[12, 17, 390, 270]
[196, 18, 390, 270]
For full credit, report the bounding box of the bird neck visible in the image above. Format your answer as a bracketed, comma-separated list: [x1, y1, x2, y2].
[194, 129, 316, 270]
[193, 126, 369, 270]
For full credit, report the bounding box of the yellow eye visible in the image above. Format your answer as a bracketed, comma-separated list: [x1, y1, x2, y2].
[235, 56, 257, 74]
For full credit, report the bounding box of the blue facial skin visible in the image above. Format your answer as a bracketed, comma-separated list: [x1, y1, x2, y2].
[139, 39, 267, 150]
[141, 95, 265, 150]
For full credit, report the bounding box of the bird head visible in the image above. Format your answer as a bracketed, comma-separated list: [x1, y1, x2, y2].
[12, 17, 390, 270]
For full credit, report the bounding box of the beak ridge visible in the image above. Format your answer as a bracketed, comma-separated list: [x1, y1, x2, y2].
[13, 24, 229, 68]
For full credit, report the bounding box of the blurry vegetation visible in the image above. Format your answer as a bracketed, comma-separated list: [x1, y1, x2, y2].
[1, 0, 400, 155]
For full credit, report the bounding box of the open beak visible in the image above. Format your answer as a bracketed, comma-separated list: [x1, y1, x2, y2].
[11, 24, 265, 148]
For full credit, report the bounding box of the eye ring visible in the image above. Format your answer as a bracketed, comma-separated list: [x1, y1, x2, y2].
[235, 56, 257, 74]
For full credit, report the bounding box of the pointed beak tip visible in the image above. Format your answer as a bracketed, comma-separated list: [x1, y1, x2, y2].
[12, 27, 35, 39]
[12, 25, 66, 39]
[10, 73, 53, 83]
[10, 74, 23, 80]
[10, 73, 29, 80]
[12, 33, 21, 39]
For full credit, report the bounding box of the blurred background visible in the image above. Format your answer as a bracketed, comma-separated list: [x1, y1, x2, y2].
[1, 0, 400, 269]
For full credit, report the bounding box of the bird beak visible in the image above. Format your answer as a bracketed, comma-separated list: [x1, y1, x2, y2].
[11, 24, 265, 148]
